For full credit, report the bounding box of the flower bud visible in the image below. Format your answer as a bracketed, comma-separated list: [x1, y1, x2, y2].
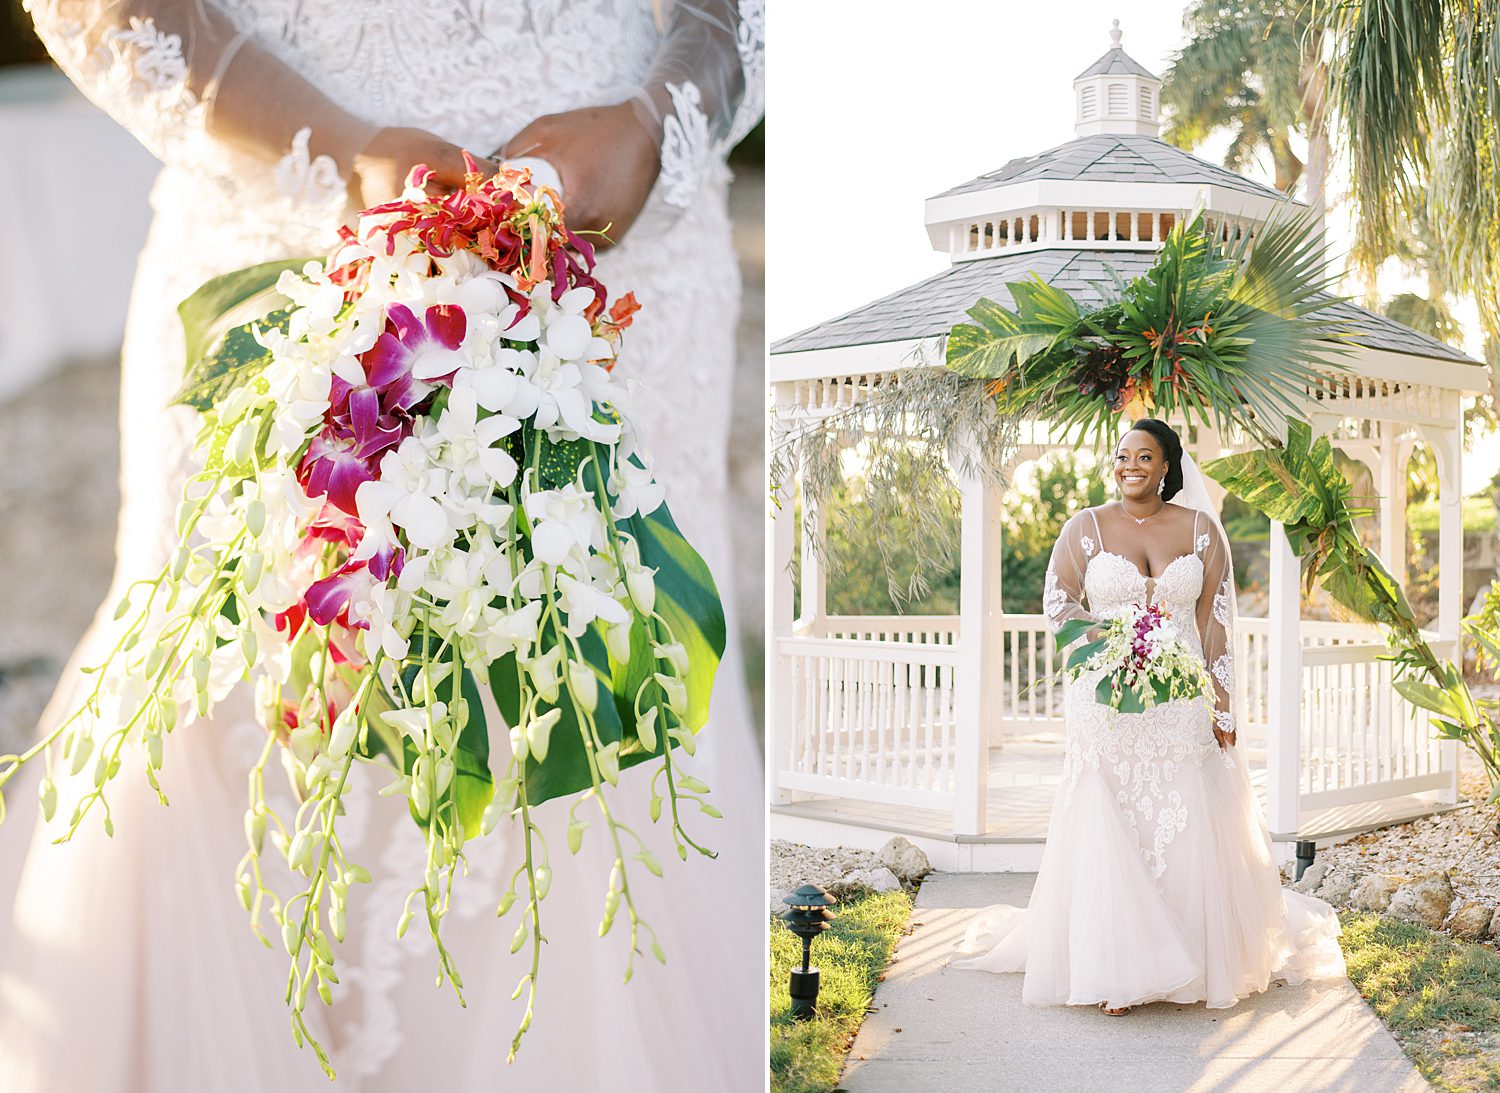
[145, 730, 163, 771]
[526, 707, 563, 765]
[245, 808, 266, 854]
[568, 662, 598, 714]
[38, 778, 57, 821]
[497, 889, 517, 917]
[654, 673, 688, 717]
[604, 621, 632, 664]
[625, 566, 656, 616]
[245, 498, 267, 538]
[566, 818, 587, 854]
[228, 419, 257, 466]
[510, 921, 528, 954]
[637, 850, 663, 878]
[241, 551, 264, 592]
[396, 909, 415, 938]
[68, 734, 93, 776]
[678, 774, 711, 795]
[653, 641, 689, 676]
[236, 872, 253, 912]
[170, 547, 190, 581]
[508, 723, 528, 763]
[535, 866, 552, 899]
[175, 499, 197, 537]
[289, 830, 315, 873]
[112, 594, 132, 621]
[635, 706, 659, 752]
[327, 705, 359, 760]
[596, 740, 621, 786]
[434, 756, 455, 796]
[669, 724, 698, 757]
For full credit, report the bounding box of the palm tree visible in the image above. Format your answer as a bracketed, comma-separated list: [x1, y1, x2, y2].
[1321, 0, 1500, 342]
[1161, 2, 1332, 234]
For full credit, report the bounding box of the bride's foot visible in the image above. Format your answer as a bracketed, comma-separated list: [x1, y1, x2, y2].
[1097, 1001, 1132, 1016]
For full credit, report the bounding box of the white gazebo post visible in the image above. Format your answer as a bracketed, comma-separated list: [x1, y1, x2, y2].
[954, 454, 1004, 836]
[1421, 417, 1465, 805]
[1378, 424, 1410, 585]
[1266, 518, 1302, 845]
[768, 398, 799, 806]
[799, 486, 828, 638]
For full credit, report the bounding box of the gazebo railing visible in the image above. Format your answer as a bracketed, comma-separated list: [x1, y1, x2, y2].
[776, 635, 958, 810]
[821, 615, 959, 644]
[1297, 635, 1455, 809]
[773, 613, 1456, 828]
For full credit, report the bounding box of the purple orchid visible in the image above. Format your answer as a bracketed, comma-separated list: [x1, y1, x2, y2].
[304, 559, 377, 629]
[298, 426, 397, 516]
[366, 302, 468, 388]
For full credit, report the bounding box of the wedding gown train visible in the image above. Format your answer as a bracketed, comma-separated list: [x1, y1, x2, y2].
[953, 503, 1347, 1009]
[1, 2, 764, 1089]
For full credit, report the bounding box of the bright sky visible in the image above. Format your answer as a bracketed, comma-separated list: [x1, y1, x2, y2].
[766, 1, 1497, 490]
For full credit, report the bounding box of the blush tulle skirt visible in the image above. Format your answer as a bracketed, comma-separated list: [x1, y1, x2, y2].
[952, 721, 1346, 1010]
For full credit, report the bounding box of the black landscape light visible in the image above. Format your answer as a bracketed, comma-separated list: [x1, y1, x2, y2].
[781, 883, 837, 1020]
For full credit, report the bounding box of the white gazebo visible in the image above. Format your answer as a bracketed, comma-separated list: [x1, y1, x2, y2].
[767, 24, 1489, 872]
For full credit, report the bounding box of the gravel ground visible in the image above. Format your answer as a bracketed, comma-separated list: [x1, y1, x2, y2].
[1312, 749, 1500, 906]
[0, 167, 766, 757]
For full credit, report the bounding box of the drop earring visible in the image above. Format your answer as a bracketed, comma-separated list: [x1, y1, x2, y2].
[1157, 478, 1165, 496]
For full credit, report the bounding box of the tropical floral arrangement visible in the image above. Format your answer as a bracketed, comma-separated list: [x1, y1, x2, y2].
[0, 156, 724, 1076]
[768, 208, 1344, 606]
[1054, 607, 1214, 715]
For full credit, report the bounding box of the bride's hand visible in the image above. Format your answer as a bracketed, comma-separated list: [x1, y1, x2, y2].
[500, 102, 661, 246]
[1213, 727, 1237, 750]
[351, 127, 477, 208]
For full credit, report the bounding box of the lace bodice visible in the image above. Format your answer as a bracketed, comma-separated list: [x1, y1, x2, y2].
[1043, 504, 1236, 736]
[1084, 550, 1205, 649]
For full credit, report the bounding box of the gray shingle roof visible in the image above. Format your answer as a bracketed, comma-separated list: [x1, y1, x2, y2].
[1076, 46, 1157, 81]
[770, 249, 1480, 366]
[932, 134, 1295, 205]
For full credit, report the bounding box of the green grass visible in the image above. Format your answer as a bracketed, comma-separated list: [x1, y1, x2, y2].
[770, 890, 914, 1093]
[1340, 911, 1500, 1091]
[1407, 497, 1497, 534]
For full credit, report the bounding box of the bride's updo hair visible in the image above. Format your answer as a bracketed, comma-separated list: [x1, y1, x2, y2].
[1126, 418, 1184, 502]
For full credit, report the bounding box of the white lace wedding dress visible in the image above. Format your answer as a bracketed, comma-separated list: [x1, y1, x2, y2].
[1, 2, 763, 1090]
[954, 503, 1347, 1009]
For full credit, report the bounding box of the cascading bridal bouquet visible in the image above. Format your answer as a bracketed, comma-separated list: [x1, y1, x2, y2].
[1055, 605, 1213, 715]
[0, 155, 725, 1076]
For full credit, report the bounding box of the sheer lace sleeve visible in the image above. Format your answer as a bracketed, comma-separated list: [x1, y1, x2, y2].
[1043, 511, 1102, 635]
[628, 0, 765, 209]
[1195, 516, 1236, 736]
[25, 0, 373, 202]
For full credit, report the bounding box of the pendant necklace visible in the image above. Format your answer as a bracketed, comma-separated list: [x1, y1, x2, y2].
[1122, 499, 1165, 525]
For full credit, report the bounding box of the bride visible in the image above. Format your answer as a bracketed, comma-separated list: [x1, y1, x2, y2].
[953, 419, 1347, 1014]
[1, 1, 762, 1090]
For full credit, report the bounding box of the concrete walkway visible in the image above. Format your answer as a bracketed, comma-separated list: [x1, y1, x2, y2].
[841, 873, 1429, 1093]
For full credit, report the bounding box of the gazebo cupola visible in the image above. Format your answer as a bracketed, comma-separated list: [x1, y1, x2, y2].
[1073, 19, 1161, 137]
[925, 21, 1290, 263]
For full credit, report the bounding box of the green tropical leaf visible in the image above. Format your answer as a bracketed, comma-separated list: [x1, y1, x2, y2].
[1066, 638, 1106, 671]
[173, 257, 313, 410]
[1054, 618, 1095, 650]
[1393, 679, 1462, 720]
